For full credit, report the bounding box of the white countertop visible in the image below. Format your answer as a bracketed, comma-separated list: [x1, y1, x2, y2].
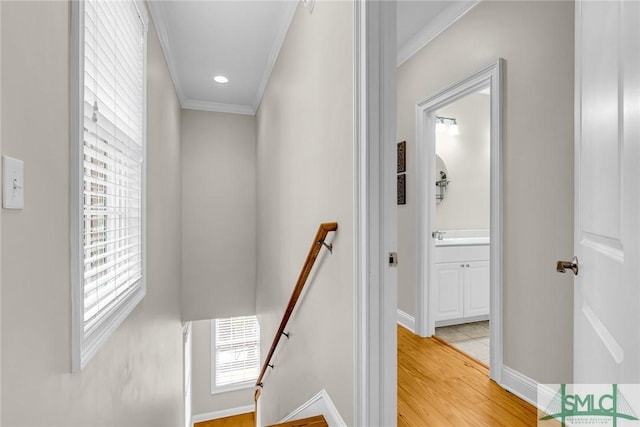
[435, 237, 490, 247]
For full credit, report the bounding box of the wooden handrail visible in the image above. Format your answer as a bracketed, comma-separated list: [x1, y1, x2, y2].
[255, 222, 338, 393]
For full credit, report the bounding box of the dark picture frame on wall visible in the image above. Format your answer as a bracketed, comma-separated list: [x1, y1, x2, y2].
[397, 174, 406, 205]
[397, 141, 406, 173]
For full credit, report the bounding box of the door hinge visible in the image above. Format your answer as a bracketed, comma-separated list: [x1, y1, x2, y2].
[389, 252, 398, 267]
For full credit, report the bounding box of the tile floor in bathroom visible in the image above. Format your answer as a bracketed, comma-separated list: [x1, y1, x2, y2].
[435, 321, 490, 366]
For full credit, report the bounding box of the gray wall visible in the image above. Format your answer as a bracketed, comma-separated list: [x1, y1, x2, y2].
[181, 110, 257, 321]
[191, 320, 253, 417]
[1, 2, 184, 425]
[255, 2, 354, 425]
[397, 1, 574, 383]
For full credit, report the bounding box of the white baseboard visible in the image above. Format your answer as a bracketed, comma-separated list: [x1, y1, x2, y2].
[500, 365, 539, 407]
[192, 404, 254, 425]
[397, 309, 415, 333]
[279, 389, 346, 427]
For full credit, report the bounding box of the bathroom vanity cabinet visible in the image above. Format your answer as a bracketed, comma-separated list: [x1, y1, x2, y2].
[433, 243, 490, 325]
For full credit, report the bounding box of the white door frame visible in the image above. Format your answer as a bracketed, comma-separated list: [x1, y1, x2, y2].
[183, 322, 192, 427]
[353, 1, 398, 426]
[415, 60, 504, 382]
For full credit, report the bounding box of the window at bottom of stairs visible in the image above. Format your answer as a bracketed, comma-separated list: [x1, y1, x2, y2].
[211, 315, 260, 394]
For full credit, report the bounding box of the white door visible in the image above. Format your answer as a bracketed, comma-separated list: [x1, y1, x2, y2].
[574, 0, 640, 383]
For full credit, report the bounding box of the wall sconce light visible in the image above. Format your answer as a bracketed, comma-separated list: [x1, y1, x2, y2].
[449, 119, 459, 136]
[435, 116, 459, 136]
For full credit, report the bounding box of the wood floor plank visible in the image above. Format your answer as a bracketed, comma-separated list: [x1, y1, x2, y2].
[267, 415, 328, 427]
[398, 325, 537, 426]
[194, 412, 255, 427]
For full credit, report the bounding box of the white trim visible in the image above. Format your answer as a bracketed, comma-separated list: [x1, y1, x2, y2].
[133, 0, 149, 32]
[183, 322, 193, 427]
[191, 405, 254, 426]
[256, 393, 262, 427]
[70, 0, 84, 373]
[353, 2, 398, 426]
[182, 100, 255, 116]
[252, 1, 298, 112]
[397, 1, 479, 67]
[415, 60, 504, 384]
[397, 310, 415, 333]
[500, 365, 538, 407]
[279, 389, 346, 427]
[499, 366, 558, 410]
[146, 0, 185, 106]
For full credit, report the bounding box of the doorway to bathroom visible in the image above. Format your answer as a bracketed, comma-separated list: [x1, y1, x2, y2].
[432, 88, 491, 366]
[415, 60, 503, 380]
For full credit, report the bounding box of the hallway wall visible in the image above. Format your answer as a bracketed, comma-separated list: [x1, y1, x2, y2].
[255, 1, 354, 424]
[1, 2, 184, 425]
[181, 110, 257, 321]
[397, 0, 574, 383]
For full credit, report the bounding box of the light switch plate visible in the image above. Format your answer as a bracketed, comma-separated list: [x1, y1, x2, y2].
[2, 155, 24, 209]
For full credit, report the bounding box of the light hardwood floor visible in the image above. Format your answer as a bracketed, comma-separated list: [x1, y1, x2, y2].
[398, 325, 537, 426]
[194, 412, 255, 427]
[266, 415, 328, 427]
[195, 413, 328, 427]
[196, 327, 536, 427]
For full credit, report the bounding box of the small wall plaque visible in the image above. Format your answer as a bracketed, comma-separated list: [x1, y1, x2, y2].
[397, 174, 406, 205]
[397, 141, 406, 173]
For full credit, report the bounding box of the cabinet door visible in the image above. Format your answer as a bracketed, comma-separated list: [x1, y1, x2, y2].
[433, 262, 464, 321]
[464, 260, 490, 317]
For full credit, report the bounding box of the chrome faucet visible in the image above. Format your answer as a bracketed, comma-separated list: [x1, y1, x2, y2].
[432, 231, 446, 240]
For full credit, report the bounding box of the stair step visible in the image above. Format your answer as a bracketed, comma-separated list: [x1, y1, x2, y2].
[267, 414, 328, 427]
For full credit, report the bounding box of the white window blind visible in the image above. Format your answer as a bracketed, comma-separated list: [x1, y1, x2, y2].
[71, 0, 147, 371]
[212, 316, 260, 391]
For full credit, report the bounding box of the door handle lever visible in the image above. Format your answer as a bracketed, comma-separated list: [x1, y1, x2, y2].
[556, 256, 579, 276]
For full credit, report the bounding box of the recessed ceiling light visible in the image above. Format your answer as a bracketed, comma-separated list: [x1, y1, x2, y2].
[213, 75, 229, 84]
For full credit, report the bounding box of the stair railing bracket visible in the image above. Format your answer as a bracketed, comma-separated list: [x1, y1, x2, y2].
[318, 239, 333, 254]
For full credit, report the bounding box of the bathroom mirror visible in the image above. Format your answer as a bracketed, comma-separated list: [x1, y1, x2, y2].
[435, 154, 449, 203]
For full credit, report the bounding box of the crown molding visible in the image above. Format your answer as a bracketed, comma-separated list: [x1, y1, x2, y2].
[182, 100, 255, 116]
[252, 1, 298, 112]
[397, 0, 480, 67]
[147, 0, 186, 105]
[148, 0, 297, 116]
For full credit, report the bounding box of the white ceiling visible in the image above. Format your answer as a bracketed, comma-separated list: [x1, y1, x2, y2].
[148, 0, 478, 116]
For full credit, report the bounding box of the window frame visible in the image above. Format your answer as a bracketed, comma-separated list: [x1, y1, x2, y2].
[70, 0, 149, 372]
[210, 316, 261, 394]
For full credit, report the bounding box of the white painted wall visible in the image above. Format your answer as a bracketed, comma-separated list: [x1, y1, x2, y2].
[1, 2, 184, 425]
[255, 1, 354, 425]
[191, 320, 253, 417]
[435, 92, 490, 231]
[397, 1, 574, 383]
[181, 110, 257, 321]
